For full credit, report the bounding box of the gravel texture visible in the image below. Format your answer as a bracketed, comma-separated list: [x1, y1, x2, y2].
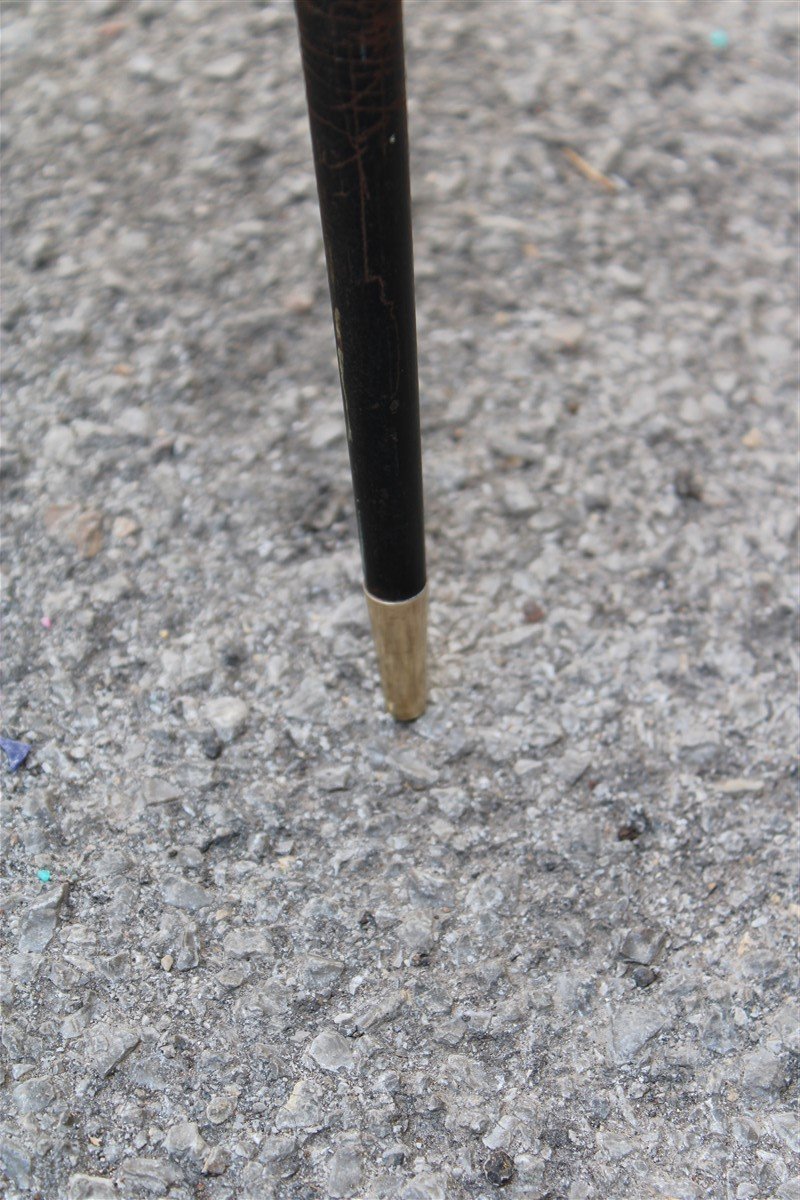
[2, 2, 798, 1198]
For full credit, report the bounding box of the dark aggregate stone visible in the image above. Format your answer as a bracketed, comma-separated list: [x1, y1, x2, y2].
[484, 1150, 514, 1187]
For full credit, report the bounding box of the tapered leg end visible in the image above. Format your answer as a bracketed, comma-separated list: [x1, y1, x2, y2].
[365, 585, 428, 721]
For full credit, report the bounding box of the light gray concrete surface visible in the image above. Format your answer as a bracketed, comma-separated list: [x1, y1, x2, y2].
[1, 2, 798, 1198]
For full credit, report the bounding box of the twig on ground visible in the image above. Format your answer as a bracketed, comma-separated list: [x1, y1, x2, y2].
[563, 146, 618, 192]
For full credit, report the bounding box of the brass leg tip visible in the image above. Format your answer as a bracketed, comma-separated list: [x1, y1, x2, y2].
[364, 585, 428, 721]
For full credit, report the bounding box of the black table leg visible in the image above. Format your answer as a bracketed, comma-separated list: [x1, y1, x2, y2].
[295, 0, 427, 720]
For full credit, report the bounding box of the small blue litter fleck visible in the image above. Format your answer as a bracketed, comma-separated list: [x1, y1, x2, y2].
[0, 737, 31, 772]
[710, 29, 729, 50]
[37, 869, 52, 883]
